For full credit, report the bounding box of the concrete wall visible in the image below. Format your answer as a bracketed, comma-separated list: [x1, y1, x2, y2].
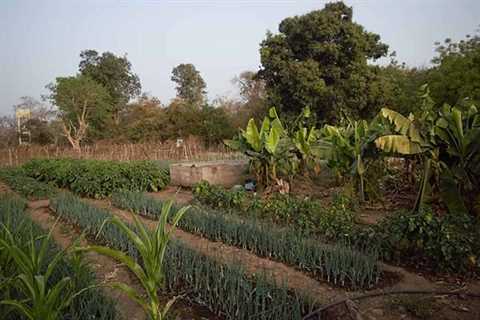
[170, 160, 249, 188]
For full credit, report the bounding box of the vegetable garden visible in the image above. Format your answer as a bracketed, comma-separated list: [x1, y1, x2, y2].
[2, 1, 480, 319]
[1, 104, 479, 319]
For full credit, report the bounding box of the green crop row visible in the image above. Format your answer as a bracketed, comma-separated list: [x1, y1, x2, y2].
[0, 193, 116, 320]
[112, 190, 380, 289]
[50, 191, 316, 320]
[193, 180, 356, 236]
[0, 167, 58, 200]
[22, 158, 170, 198]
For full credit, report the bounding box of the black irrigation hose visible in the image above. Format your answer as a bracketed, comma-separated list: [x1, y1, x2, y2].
[302, 289, 480, 320]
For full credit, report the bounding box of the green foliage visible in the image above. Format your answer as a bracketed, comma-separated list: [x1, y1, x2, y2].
[193, 181, 247, 210]
[51, 192, 316, 320]
[226, 106, 320, 186]
[258, 1, 388, 121]
[195, 105, 237, 146]
[22, 159, 169, 198]
[171, 63, 207, 107]
[429, 31, 480, 107]
[377, 63, 428, 116]
[76, 200, 189, 320]
[112, 190, 380, 289]
[192, 181, 356, 236]
[79, 50, 141, 126]
[0, 168, 57, 200]
[376, 87, 480, 213]
[121, 97, 235, 145]
[0, 193, 116, 320]
[318, 118, 385, 201]
[356, 209, 480, 272]
[46, 74, 112, 144]
[226, 107, 287, 185]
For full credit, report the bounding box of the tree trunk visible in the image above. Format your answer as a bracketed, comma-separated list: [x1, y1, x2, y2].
[62, 118, 87, 154]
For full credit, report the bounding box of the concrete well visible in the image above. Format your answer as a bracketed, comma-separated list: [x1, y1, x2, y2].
[170, 160, 249, 188]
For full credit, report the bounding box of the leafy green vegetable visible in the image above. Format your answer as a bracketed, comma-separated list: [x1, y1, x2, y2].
[22, 159, 169, 198]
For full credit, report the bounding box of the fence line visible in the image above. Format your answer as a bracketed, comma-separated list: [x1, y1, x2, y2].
[0, 139, 243, 167]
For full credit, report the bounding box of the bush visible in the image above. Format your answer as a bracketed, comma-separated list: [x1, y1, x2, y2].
[193, 181, 355, 236]
[193, 180, 247, 209]
[355, 209, 480, 272]
[22, 159, 170, 198]
[113, 190, 380, 289]
[0, 167, 57, 200]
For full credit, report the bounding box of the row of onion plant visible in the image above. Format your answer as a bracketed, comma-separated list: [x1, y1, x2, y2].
[50, 191, 316, 320]
[112, 190, 380, 289]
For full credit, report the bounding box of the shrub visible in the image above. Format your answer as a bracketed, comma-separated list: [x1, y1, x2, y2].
[355, 209, 480, 272]
[192, 181, 356, 236]
[22, 159, 169, 198]
[51, 192, 316, 320]
[112, 190, 380, 289]
[193, 180, 247, 210]
[0, 167, 57, 200]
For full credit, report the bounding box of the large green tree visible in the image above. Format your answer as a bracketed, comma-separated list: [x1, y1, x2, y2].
[47, 75, 111, 151]
[428, 31, 480, 107]
[171, 63, 207, 108]
[79, 50, 141, 125]
[259, 1, 388, 122]
[377, 58, 429, 116]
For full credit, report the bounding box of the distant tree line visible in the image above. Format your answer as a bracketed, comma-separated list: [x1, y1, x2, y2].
[1, 1, 478, 150]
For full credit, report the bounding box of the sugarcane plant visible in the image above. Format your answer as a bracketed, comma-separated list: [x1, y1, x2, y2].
[75, 200, 190, 320]
[0, 223, 90, 320]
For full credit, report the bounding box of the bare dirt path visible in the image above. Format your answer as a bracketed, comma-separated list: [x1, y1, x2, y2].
[4, 180, 480, 319]
[87, 198, 347, 305]
[27, 199, 146, 320]
[147, 186, 193, 204]
[27, 199, 221, 320]
[97, 190, 480, 320]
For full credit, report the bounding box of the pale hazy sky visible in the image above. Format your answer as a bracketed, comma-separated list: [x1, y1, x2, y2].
[1, 0, 479, 115]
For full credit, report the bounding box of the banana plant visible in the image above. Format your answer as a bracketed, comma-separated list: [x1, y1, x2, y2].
[434, 104, 480, 213]
[375, 85, 480, 213]
[0, 225, 89, 320]
[374, 106, 434, 212]
[225, 107, 288, 186]
[319, 119, 383, 201]
[76, 200, 189, 320]
[291, 107, 322, 175]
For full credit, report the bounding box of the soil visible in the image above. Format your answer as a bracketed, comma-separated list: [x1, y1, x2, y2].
[29, 200, 222, 320]
[87, 197, 347, 305]
[145, 187, 480, 320]
[147, 186, 193, 205]
[0, 181, 220, 320]
[3, 181, 480, 319]
[26, 200, 146, 320]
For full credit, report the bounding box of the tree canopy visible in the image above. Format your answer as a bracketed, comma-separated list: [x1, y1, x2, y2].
[47, 75, 111, 150]
[428, 32, 480, 107]
[79, 50, 141, 123]
[259, 1, 388, 122]
[171, 63, 207, 108]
